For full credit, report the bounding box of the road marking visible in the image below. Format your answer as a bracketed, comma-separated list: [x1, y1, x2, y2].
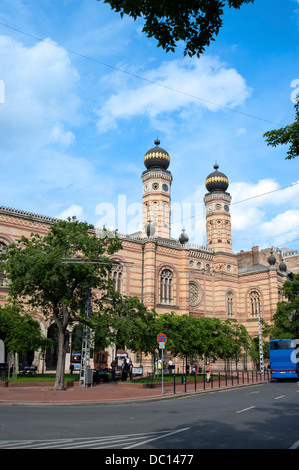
[290, 440, 299, 449]
[236, 406, 255, 414]
[0, 428, 190, 450]
[125, 427, 190, 449]
[274, 395, 285, 400]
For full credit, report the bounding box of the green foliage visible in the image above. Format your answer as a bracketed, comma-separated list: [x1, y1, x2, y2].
[2, 217, 122, 390]
[271, 274, 299, 339]
[0, 303, 48, 354]
[95, 290, 158, 354]
[155, 313, 251, 362]
[263, 97, 299, 160]
[4, 218, 122, 318]
[100, 0, 254, 57]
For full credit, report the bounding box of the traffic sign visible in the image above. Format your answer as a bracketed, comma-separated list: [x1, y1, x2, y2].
[157, 333, 167, 344]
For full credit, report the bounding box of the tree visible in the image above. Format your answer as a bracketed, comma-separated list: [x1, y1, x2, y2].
[271, 273, 299, 339]
[94, 290, 158, 356]
[263, 96, 299, 160]
[100, 0, 254, 57]
[216, 320, 252, 365]
[3, 218, 122, 390]
[157, 313, 251, 368]
[0, 302, 48, 375]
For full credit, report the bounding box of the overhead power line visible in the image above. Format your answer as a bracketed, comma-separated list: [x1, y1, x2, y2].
[171, 181, 299, 227]
[0, 21, 281, 126]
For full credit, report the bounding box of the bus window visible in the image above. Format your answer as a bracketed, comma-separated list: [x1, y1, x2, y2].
[270, 340, 292, 350]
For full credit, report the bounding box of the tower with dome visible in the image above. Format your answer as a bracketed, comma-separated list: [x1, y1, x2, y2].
[141, 139, 173, 238]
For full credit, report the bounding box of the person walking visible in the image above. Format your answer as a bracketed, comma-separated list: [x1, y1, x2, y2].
[111, 357, 117, 383]
[122, 358, 129, 381]
[205, 363, 212, 383]
[129, 360, 133, 380]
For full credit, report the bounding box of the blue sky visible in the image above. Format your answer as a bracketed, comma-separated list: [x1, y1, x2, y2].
[0, 0, 299, 255]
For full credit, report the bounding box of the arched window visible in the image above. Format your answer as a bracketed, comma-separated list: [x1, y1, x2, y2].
[217, 220, 222, 241]
[0, 242, 8, 286]
[249, 290, 261, 318]
[227, 291, 234, 317]
[209, 221, 213, 242]
[160, 269, 173, 305]
[111, 263, 123, 294]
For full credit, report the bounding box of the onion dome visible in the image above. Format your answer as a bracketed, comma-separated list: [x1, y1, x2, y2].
[205, 164, 229, 193]
[268, 251, 276, 266]
[144, 139, 170, 170]
[279, 258, 287, 272]
[179, 228, 189, 245]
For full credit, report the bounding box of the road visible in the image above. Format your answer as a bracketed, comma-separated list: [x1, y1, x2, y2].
[0, 381, 298, 450]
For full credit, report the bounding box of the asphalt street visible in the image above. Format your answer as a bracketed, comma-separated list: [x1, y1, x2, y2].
[0, 381, 298, 450]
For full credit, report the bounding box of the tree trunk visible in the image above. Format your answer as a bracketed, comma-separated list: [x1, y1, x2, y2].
[54, 329, 69, 390]
[53, 304, 70, 391]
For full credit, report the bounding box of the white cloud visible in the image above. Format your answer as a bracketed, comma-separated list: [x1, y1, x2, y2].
[236, 127, 247, 136]
[57, 204, 85, 221]
[0, 34, 81, 152]
[95, 56, 252, 133]
[261, 210, 299, 236]
[49, 124, 76, 147]
[230, 179, 299, 251]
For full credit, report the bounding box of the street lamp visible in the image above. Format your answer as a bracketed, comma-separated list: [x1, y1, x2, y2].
[258, 305, 264, 375]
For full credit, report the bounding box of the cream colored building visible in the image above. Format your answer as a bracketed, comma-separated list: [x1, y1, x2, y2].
[0, 139, 295, 372]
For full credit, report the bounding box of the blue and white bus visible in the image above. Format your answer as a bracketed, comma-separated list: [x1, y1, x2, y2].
[269, 339, 299, 380]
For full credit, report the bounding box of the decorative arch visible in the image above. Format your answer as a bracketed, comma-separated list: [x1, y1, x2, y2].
[226, 290, 235, 317]
[247, 288, 262, 319]
[0, 237, 11, 287]
[157, 263, 179, 306]
[0, 234, 14, 246]
[109, 256, 129, 295]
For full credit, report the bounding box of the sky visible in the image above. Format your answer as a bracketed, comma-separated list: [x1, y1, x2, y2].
[0, 0, 299, 256]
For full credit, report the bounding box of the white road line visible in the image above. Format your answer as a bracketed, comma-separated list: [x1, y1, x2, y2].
[290, 440, 299, 449]
[274, 395, 285, 400]
[0, 429, 191, 450]
[124, 427, 190, 449]
[236, 406, 255, 414]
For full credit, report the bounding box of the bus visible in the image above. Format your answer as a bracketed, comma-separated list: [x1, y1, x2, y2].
[269, 339, 299, 380]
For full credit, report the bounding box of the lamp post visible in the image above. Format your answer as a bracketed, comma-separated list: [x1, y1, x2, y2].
[258, 305, 264, 375]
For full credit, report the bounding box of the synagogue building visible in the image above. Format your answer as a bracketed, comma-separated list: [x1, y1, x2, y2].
[0, 139, 296, 373]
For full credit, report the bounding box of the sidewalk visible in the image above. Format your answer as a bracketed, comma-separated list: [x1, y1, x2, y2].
[0, 381, 184, 405]
[0, 377, 266, 405]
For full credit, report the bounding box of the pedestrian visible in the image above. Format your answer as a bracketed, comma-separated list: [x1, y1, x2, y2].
[70, 363, 74, 374]
[205, 363, 212, 383]
[168, 359, 173, 374]
[129, 360, 133, 380]
[122, 359, 129, 381]
[111, 357, 117, 383]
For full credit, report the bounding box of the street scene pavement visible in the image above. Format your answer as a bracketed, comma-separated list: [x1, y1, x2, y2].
[0, 374, 268, 405]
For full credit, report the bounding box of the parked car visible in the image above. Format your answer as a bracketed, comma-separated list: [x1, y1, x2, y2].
[21, 365, 37, 375]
